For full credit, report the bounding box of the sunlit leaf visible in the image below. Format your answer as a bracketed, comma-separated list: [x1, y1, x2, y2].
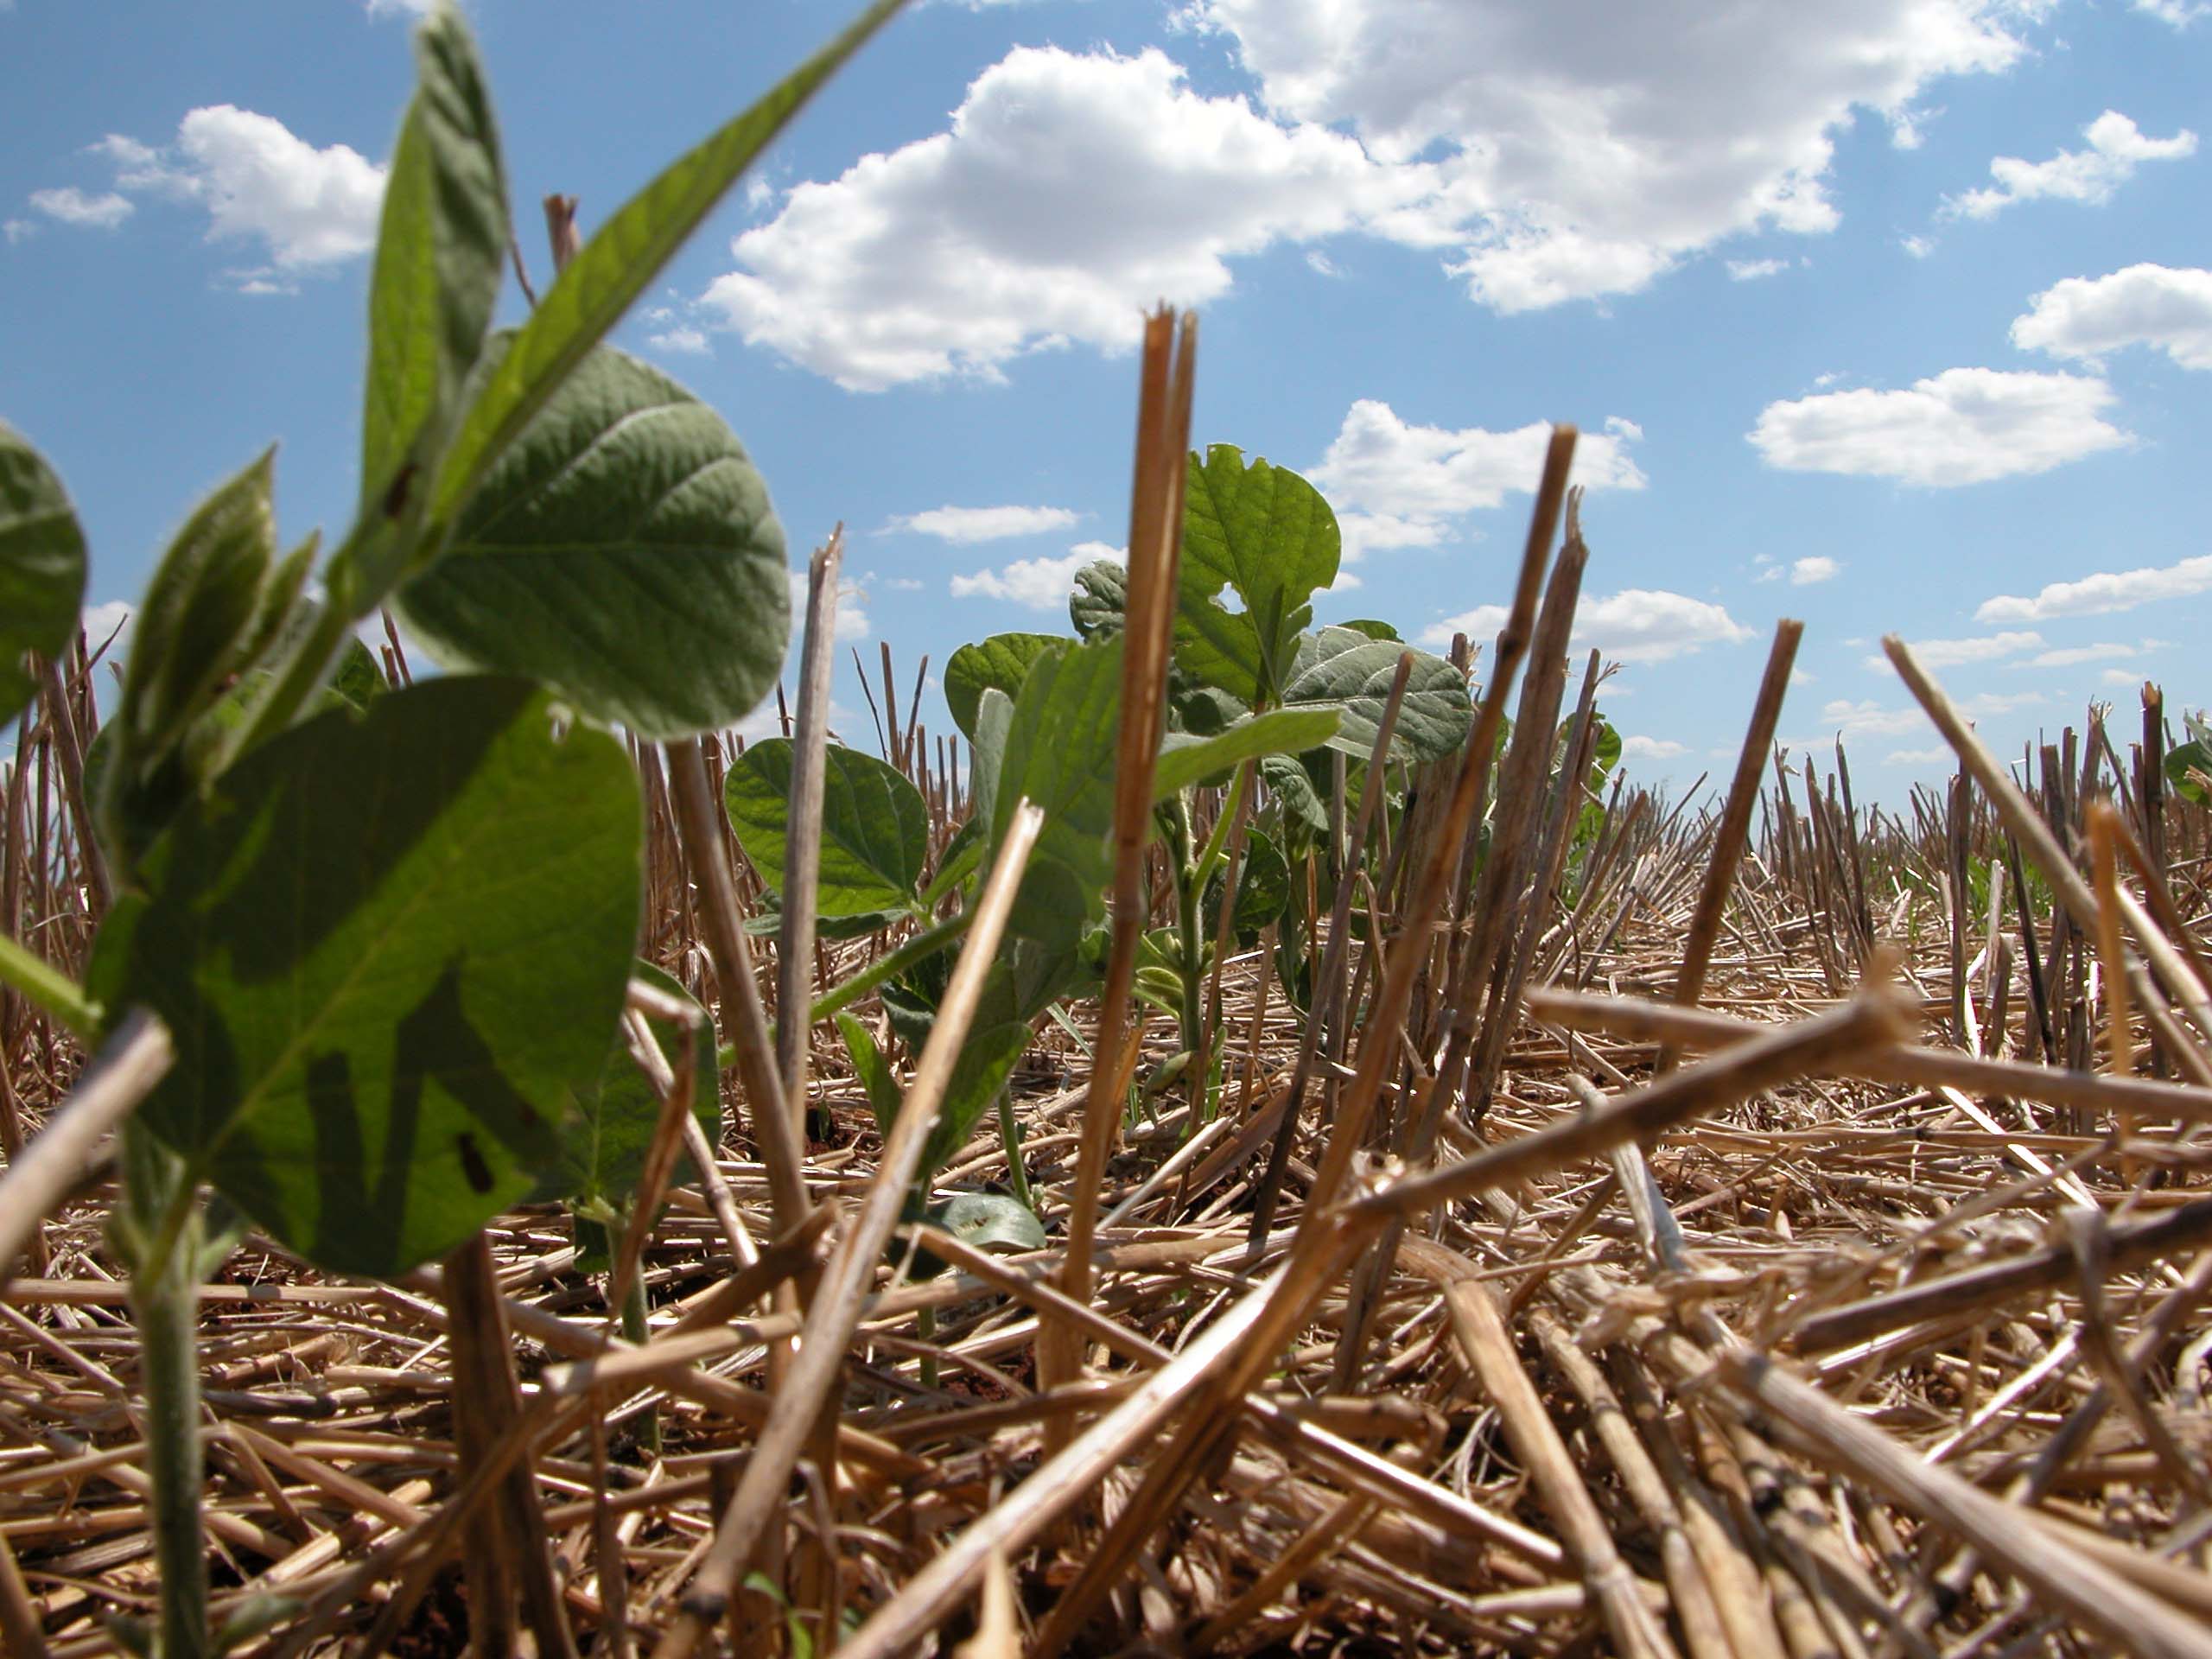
[361, 4, 507, 518]
[724, 737, 928, 917]
[401, 344, 789, 739]
[944, 632, 1059, 741]
[0, 421, 89, 728]
[1281, 627, 1471, 765]
[425, 0, 906, 526]
[1151, 708, 1340, 799]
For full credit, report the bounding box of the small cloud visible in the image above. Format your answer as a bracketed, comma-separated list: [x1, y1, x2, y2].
[3, 219, 35, 244]
[950, 541, 1122, 611]
[1942, 111, 2196, 222]
[1871, 631, 2043, 671]
[1306, 250, 1341, 277]
[1885, 746, 1953, 765]
[1979, 555, 2212, 622]
[1426, 588, 1749, 664]
[2102, 666, 2149, 685]
[1812, 370, 1847, 388]
[82, 600, 136, 657]
[1621, 735, 1688, 760]
[2012, 264, 2212, 373]
[1790, 667, 1815, 686]
[887, 504, 1079, 543]
[2133, 0, 2211, 24]
[648, 326, 712, 357]
[227, 265, 298, 296]
[1901, 234, 1936, 258]
[881, 575, 924, 592]
[1789, 556, 1839, 586]
[1750, 369, 2130, 486]
[2024, 641, 2141, 668]
[1726, 257, 1789, 282]
[29, 186, 134, 229]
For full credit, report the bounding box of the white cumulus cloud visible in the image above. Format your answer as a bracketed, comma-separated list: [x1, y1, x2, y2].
[89, 107, 385, 279]
[1942, 111, 2196, 220]
[1196, 0, 2036, 311]
[1748, 368, 2131, 486]
[1790, 556, 1840, 585]
[1423, 588, 1749, 664]
[1871, 631, 2042, 671]
[701, 47, 1409, 390]
[887, 505, 1080, 543]
[1313, 401, 1644, 563]
[1726, 257, 1789, 282]
[950, 541, 1123, 611]
[1977, 555, 2212, 623]
[1621, 735, 1688, 760]
[28, 187, 133, 229]
[2011, 264, 2212, 372]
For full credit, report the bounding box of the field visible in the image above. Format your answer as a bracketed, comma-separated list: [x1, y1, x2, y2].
[6, 6, 2212, 1656]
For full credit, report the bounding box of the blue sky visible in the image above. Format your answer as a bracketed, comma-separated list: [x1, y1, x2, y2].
[5, 0, 2210, 797]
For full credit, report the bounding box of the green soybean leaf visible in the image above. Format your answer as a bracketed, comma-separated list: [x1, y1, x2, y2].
[400, 344, 790, 739]
[944, 632, 1059, 742]
[425, 0, 906, 527]
[1282, 627, 1471, 765]
[534, 963, 720, 1209]
[361, 4, 507, 519]
[1179, 446, 1339, 702]
[836, 1011, 1031, 1180]
[1261, 753, 1329, 836]
[0, 422, 89, 727]
[1587, 715, 1622, 786]
[746, 900, 907, 942]
[113, 448, 276, 767]
[1173, 597, 1266, 709]
[925, 1021, 1032, 1176]
[86, 677, 642, 1280]
[1205, 825, 1290, 939]
[2165, 740, 2212, 806]
[835, 1013, 903, 1143]
[1337, 618, 1401, 642]
[1069, 557, 1126, 640]
[87, 626, 388, 875]
[967, 687, 1014, 846]
[1152, 707, 1340, 800]
[991, 639, 1120, 949]
[928, 1191, 1044, 1254]
[723, 737, 928, 917]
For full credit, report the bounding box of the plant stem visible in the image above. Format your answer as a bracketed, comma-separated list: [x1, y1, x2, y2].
[1171, 797, 1205, 1063]
[917, 1303, 938, 1391]
[604, 1215, 662, 1458]
[995, 1089, 1033, 1213]
[0, 935, 100, 1041]
[130, 1181, 208, 1659]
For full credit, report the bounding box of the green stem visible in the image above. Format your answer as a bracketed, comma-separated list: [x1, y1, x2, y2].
[128, 1154, 209, 1659]
[613, 1224, 661, 1458]
[0, 934, 101, 1040]
[1170, 798, 1205, 1062]
[996, 1088, 1033, 1214]
[917, 1302, 938, 1392]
